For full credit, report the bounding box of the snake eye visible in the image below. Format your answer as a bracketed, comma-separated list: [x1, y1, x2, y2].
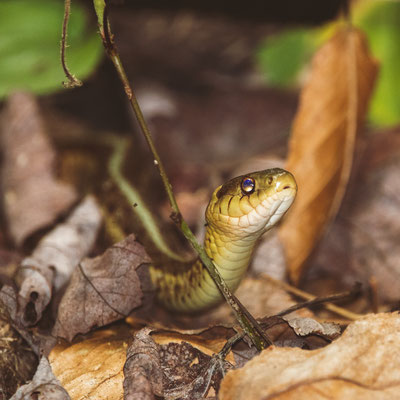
[241, 177, 255, 194]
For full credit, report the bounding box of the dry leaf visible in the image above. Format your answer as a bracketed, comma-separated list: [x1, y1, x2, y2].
[0, 92, 77, 246]
[279, 27, 378, 283]
[16, 196, 102, 326]
[49, 327, 128, 400]
[286, 317, 340, 338]
[219, 313, 400, 400]
[124, 328, 163, 400]
[161, 341, 229, 400]
[10, 356, 70, 400]
[52, 234, 150, 341]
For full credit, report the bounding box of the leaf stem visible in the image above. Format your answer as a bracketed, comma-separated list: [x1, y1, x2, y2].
[93, 0, 270, 351]
[61, 0, 83, 88]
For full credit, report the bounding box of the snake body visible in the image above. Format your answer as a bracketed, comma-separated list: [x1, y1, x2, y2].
[150, 168, 297, 312]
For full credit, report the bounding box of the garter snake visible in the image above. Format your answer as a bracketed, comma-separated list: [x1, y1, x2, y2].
[149, 168, 297, 312]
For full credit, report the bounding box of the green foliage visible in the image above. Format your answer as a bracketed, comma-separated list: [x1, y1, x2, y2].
[358, 1, 400, 126]
[256, 29, 315, 88]
[0, 0, 103, 98]
[256, 0, 400, 127]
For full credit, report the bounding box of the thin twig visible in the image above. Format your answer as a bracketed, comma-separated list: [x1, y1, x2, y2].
[92, 0, 269, 351]
[276, 283, 362, 317]
[61, 0, 82, 88]
[263, 274, 363, 320]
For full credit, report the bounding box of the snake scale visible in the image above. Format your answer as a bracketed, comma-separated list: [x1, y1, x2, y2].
[149, 168, 297, 312]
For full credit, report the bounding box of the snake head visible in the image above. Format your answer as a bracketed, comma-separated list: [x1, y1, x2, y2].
[206, 168, 297, 237]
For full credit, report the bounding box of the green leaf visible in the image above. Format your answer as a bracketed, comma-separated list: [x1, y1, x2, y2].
[0, 0, 103, 98]
[357, 1, 400, 127]
[256, 29, 316, 88]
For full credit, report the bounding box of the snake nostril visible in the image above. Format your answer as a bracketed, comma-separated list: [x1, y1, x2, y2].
[283, 185, 291, 190]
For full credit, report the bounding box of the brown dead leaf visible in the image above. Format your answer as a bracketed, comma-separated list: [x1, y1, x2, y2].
[124, 328, 163, 400]
[49, 326, 130, 400]
[16, 196, 102, 326]
[219, 313, 400, 400]
[10, 356, 70, 400]
[279, 27, 378, 283]
[161, 341, 229, 399]
[0, 92, 78, 246]
[52, 234, 150, 341]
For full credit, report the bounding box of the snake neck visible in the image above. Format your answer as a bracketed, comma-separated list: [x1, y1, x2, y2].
[149, 222, 261, 313]
[204, 222, 259, 291]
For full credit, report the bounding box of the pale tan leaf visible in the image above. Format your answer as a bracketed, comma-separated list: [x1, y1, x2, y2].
[279, 27, 378, 283]
[219, 313, 400, 400]
[49, 327, 127, 400]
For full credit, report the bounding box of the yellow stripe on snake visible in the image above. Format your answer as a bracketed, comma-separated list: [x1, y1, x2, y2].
[150, 168, 297, 312]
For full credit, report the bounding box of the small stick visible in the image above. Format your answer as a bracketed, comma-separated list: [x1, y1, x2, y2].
[60, 0, 82, 88]
[263, 274, 363, 320]
[276, 283, 362, 317]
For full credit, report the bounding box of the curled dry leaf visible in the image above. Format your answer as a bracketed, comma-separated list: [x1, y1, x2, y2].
[16, 196, 102, 326]
[0, 283, 49, 355]
[279, 27, 378, 283]
[10, 356, 70, 400]
[0, 92, 77, 246]
[220, 313, 400, 400]
[52, 234, 151, 342]
[124, 328, 163, 400]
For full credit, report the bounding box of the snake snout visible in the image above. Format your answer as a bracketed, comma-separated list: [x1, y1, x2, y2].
[274, 171, 297, 195]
